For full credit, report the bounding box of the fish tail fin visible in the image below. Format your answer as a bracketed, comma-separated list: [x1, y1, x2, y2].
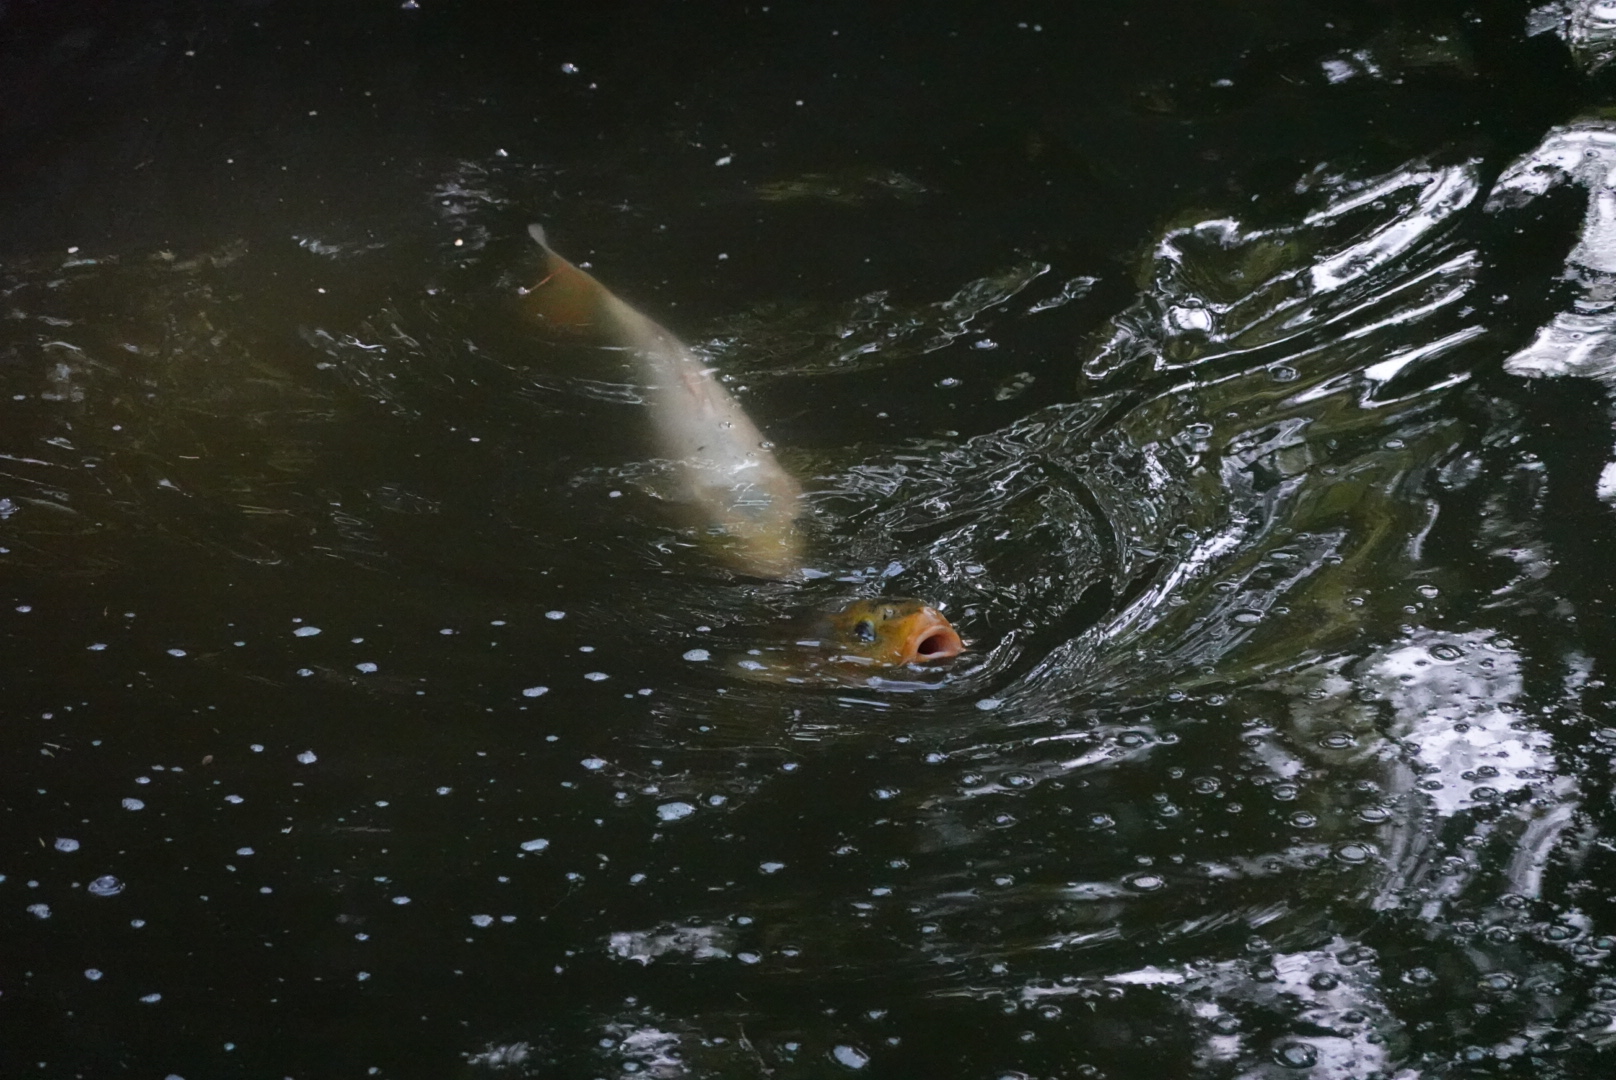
[521, 224, 604, 334]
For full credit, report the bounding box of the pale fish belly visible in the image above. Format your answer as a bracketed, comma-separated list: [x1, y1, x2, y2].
[611, 298, 803, 577]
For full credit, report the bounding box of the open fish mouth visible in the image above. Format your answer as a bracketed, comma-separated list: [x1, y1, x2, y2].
[903, 611, 965, 663]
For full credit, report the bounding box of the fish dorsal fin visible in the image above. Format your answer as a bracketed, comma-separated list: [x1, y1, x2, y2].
[521, 224, 613, 336]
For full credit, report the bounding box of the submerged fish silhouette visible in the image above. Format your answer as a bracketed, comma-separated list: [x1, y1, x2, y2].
[523, 224, 803, 578]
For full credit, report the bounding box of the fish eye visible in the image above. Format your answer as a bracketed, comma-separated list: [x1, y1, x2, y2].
[853, 619, 876, 643]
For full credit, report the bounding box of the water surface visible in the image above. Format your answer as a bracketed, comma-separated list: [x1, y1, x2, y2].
[4, 2, 1616, 1078]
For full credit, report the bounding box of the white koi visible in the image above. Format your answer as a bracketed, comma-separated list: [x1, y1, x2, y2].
[522, 225, 803, 577]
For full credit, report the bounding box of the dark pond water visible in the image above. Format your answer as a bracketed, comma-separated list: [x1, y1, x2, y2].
[6, 1, 1616, 1077]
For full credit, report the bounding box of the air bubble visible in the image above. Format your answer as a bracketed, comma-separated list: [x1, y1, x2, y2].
[1334, 843, 1372, 865]
[88, 875, 124, 896]
[1272, 1042, 1318, 1069]
[831, 1045, 869, 1070]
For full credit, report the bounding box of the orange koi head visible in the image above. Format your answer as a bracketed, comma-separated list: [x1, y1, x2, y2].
[825, 598, 964, 666]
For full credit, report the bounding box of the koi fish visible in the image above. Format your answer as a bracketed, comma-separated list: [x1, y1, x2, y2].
[522, 224, 803, 578]
[822, 598, 965, 666]
[521, 227, 966, 668]
[731, 598, 966, 685]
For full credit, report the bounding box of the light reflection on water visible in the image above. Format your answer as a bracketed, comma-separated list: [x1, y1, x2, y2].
[4, 18, 1616, 1080]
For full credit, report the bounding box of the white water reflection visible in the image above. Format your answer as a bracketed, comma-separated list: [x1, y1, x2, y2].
[1372, 633, 1558, 815]
[1183, 942, 1405, 1080]
[607, 924, 734, 965]
[1528, 1, 1616, 74]
[991, 941, 1407, 1080]
[1312, 629, 1576, 912]
[1053, 627, 1580, 1076]
[1487, 117, 1616, 499]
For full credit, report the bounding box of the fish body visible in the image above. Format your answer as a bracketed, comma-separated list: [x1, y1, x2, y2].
[523, 225, 802, 577]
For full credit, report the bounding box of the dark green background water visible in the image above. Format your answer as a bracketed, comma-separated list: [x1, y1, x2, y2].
[4, 1, 1616, 1077]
